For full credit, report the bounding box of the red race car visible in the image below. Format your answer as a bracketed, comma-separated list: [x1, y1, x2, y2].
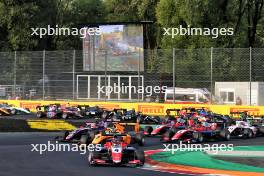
[144, 109, 186, 136]
[87, 135, 145, 167]
[168, 121, 230, 143]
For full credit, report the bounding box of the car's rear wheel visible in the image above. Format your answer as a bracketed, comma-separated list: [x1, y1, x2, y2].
[80, 131, 96, 145]
[243, 128, 250, 139]
[259, 126, 264, 135]
[163, 130, 175, 141]
[248, 129, 253, 138]
[193, 132, 203, 143]
[144, 126, 153, 135]
[220, 129, 230, 141]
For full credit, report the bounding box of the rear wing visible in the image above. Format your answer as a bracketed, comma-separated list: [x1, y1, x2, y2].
[36, 105, 49, 111]
[36, 104, 61, 111]
[166, 109, 181, 115]
[112, 121, 140, 133]
[113, 108, 128, 113]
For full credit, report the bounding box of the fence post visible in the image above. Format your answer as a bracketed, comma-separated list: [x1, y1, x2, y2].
[249, 47, 252, 106]
[138, 48, 141, 101]
[42, 50, 45, 100]
[72, 50, 76, 100]
[173, 48, 176, 103]
[13, 51, 17, 97]
[210, 47, 213, 104]
[104, 50, 107, 102]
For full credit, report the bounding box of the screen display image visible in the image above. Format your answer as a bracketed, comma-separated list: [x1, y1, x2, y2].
[83, 24, 144, 71]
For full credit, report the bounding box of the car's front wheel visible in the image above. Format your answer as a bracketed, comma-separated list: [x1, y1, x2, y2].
[135, 150, 145, 166]
[88, 151, 97, 166]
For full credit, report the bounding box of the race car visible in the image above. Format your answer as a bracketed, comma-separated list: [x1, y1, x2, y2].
[247, 117, 264, 136]
[143, 109, 182, 136]
[80, 122, 144, 146]
[56, 121, 107, 143]
[112, 108, 138, 121]
[0, 103, 31, 115]
[61, 106, 84, 119]
[137, 114, 162, 124]
[36, 104, 62, 118]
[80, 106, 105, 118]
[87, 135, 145, 166]
[168, 121, 230, 143]
[227, 120, 258, 138]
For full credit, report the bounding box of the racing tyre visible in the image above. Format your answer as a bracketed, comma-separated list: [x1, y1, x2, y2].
[87, 131, 96, 141]
[36, 111, 43, 118]
[88, 151, 98, 166]
[248, 129, 253, 138]
[80, 132, 95, 145]
[193, 132, 203, 143]
[259, 127, 264, 135]
[135, 133, 145, 146]
[135, 150, 145, 166]
[144, 126, 153, 135]
[220, 129, 231, 141]
[243, 128, 251, 139]
[63, 131, 69, 140]
[163, 130, 175, 141]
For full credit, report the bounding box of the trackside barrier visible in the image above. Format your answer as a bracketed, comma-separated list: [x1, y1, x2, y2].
[1, 100, 264, 116]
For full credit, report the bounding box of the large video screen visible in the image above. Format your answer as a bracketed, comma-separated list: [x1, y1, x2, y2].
[83, 24, 144, 71]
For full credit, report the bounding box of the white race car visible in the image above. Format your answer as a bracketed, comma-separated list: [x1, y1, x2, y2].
[227, 121, 257, 138]
[0, 104, 31, 115]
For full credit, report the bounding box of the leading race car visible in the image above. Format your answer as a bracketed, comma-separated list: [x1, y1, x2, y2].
[87, 135, 145, 167]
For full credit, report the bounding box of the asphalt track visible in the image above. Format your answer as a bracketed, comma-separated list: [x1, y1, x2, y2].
[0, 132, 264, 176]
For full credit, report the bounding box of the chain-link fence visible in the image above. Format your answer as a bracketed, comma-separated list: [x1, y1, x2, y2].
[0, 48, 263, 105]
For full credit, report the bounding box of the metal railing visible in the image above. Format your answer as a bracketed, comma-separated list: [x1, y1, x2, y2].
[0, 48, 263, 105]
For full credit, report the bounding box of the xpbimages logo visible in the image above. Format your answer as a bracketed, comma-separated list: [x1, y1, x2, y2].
[97, 83, 167, 97]
[31, 141, 101, 155]
[31, 25, 101, 38]
[163, 142, 234, 154]
[163, 25, 234, 39]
